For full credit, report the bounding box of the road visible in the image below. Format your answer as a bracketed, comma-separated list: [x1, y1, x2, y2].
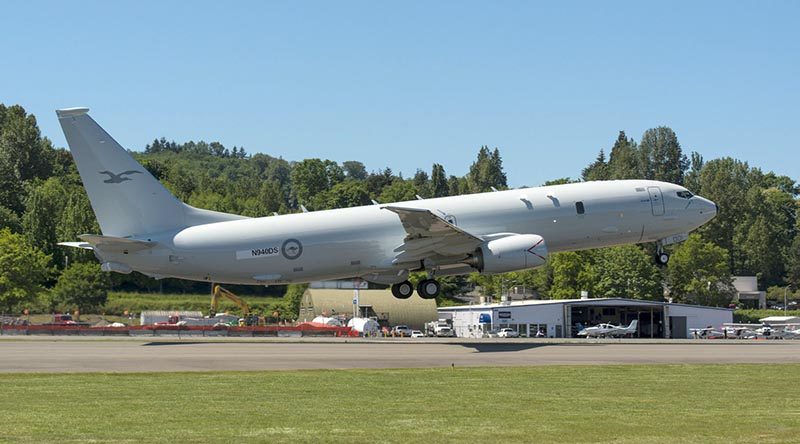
[2, 337, 799, 372]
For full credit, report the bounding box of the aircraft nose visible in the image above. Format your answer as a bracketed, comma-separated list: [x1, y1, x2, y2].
[696, 196, 717, 220]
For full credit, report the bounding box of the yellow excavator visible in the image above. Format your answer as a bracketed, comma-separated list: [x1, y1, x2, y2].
[210, 284, 263, 326]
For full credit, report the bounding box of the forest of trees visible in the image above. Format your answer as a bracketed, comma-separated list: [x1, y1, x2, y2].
[1, 103, 798, 315]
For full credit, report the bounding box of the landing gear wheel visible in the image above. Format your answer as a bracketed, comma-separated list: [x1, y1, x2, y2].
[417, 279, 441, 299]
[656, 252, 670, 266]
[391, 281, 414, 299]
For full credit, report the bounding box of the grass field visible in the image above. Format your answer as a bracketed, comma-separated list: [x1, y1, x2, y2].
[1, 365, 798, 443]
[104, 291, 285, 315]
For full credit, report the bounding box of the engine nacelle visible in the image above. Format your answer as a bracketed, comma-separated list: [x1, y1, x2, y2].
[466, 234, 548, 274]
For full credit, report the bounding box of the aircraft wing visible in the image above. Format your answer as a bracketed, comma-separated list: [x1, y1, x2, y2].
[382, 206, 483, 264]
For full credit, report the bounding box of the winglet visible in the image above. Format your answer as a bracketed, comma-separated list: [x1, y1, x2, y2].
[56, 107, 90, 118]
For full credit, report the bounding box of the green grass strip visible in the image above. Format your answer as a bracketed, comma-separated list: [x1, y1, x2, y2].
[0, 364, 798, 443]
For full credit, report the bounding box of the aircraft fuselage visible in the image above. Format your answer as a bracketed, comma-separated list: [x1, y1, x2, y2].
[103, 179, 716, 285]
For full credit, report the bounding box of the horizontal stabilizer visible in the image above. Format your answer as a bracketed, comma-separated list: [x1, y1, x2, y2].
[76, 234, 157, 252]
[57, 241, 94, 250]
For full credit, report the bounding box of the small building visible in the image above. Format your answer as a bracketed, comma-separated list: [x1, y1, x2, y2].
[299, 287, 437, 330]
[438, 298, 733, 339]
[732, 276, 766, 309]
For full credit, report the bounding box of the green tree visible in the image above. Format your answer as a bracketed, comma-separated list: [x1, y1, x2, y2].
[468, 146, 507, 192]
[342, 161, 368, 181]
[379, 180, 417, 203]
[607, 131, 640, 180]
[49, 262, 110, 312]
[430, 164, 449, 197]
[365, 168, 396, 198]
[548, 252, 597, 299]
[639, 126, 688, 184]
[734, 187, 795, 287]
[692, 157, 752, 270]
[447, 175, 465, 196]
[22, 178, 65, 266]
[412, 169, 430, 198]
[666, 234, 734, 306]
[291, 159, 333, 205]
[313, 181, 372, 210]
[542, 178, 577, 186]
[0, 158, 25, 213]
[594, 246, 663, 300]
[0, 205, 21, 232]
[0, 228, 52, 312]
[683, 152, 704, 193]
[0, 105, 55, 215]
[581, 149, 610, 181]
[786, 234, 800, 289]
[0, 104, 54, 183]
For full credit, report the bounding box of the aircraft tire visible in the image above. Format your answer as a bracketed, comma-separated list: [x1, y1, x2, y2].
[417, 279, 441, 299]
[656, 252, 670, 266]
[391, 281, 414, 299]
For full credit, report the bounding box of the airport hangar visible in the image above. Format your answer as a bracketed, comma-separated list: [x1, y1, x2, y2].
[438, 298, 733, 339]
[299, 281, 437, 329]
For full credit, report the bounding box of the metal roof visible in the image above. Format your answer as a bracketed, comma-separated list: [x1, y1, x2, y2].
[438, 297, 733, 312]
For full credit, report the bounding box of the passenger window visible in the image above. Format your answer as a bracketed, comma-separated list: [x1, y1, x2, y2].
[575, 201, 585, 214]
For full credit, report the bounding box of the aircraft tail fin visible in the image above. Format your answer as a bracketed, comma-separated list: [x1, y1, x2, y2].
[627, 320, 639, 331]
[56, 108, 246, 237]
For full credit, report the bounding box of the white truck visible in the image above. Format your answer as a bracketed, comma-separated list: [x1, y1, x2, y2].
[425, 320, 455, 337]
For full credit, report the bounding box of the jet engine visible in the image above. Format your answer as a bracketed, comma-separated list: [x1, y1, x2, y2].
[464, 234, 548, 274]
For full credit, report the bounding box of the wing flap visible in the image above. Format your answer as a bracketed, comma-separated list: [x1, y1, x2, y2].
[382, 206, 483, 263]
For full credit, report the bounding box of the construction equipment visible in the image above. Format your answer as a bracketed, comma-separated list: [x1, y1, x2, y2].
[210, 284, 265, 326]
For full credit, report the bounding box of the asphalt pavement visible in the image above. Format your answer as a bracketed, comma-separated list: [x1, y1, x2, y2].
[1, 337, 799, 372]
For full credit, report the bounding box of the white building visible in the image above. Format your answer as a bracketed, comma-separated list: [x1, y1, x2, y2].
[732, 276, 766, 309]
[438, 298, 733, 339]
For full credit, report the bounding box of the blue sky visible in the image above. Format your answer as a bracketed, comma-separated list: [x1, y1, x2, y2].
[1, 1, 798, 187]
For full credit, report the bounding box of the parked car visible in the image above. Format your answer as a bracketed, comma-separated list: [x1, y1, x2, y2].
[410, 330, 425, 338]
[497, 328, 519, 338]
[392, 325, 412, 337]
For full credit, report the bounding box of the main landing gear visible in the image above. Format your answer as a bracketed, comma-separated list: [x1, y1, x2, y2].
[391, 280, 414, 299]
[391, 279, 441, 300]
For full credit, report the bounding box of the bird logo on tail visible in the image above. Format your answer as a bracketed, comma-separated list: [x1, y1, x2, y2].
[98, 170, 142, 183]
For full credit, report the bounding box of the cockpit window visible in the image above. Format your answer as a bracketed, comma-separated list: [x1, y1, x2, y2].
[677, 191, 693, 199]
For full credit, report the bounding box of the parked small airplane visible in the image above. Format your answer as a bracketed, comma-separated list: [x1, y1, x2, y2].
[721, 326, 754, 339]
[577, 320, 639, 338]
[782, 327, 800, 339]
[56, 108, 718, 299]
[690, 326, 725, 339]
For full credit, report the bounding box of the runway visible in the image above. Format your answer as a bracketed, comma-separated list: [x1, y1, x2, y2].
[2, 337, 800, 372]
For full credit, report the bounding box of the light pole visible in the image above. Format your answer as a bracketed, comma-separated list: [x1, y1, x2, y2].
[785, 285, 791, 312]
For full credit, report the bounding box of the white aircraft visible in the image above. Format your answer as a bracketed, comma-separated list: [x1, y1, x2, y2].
[722, 326, 754, 339]
[782, 327, 800, 339]
[690, 326, 725, 339]
[56, 108, 718, 299]
[577, 320, 639, 338]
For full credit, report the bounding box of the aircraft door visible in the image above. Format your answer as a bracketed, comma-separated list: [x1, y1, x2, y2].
[647, 187, 664, 216]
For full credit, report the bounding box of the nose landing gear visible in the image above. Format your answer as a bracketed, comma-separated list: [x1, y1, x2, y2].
[655, 242, 670, 266]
